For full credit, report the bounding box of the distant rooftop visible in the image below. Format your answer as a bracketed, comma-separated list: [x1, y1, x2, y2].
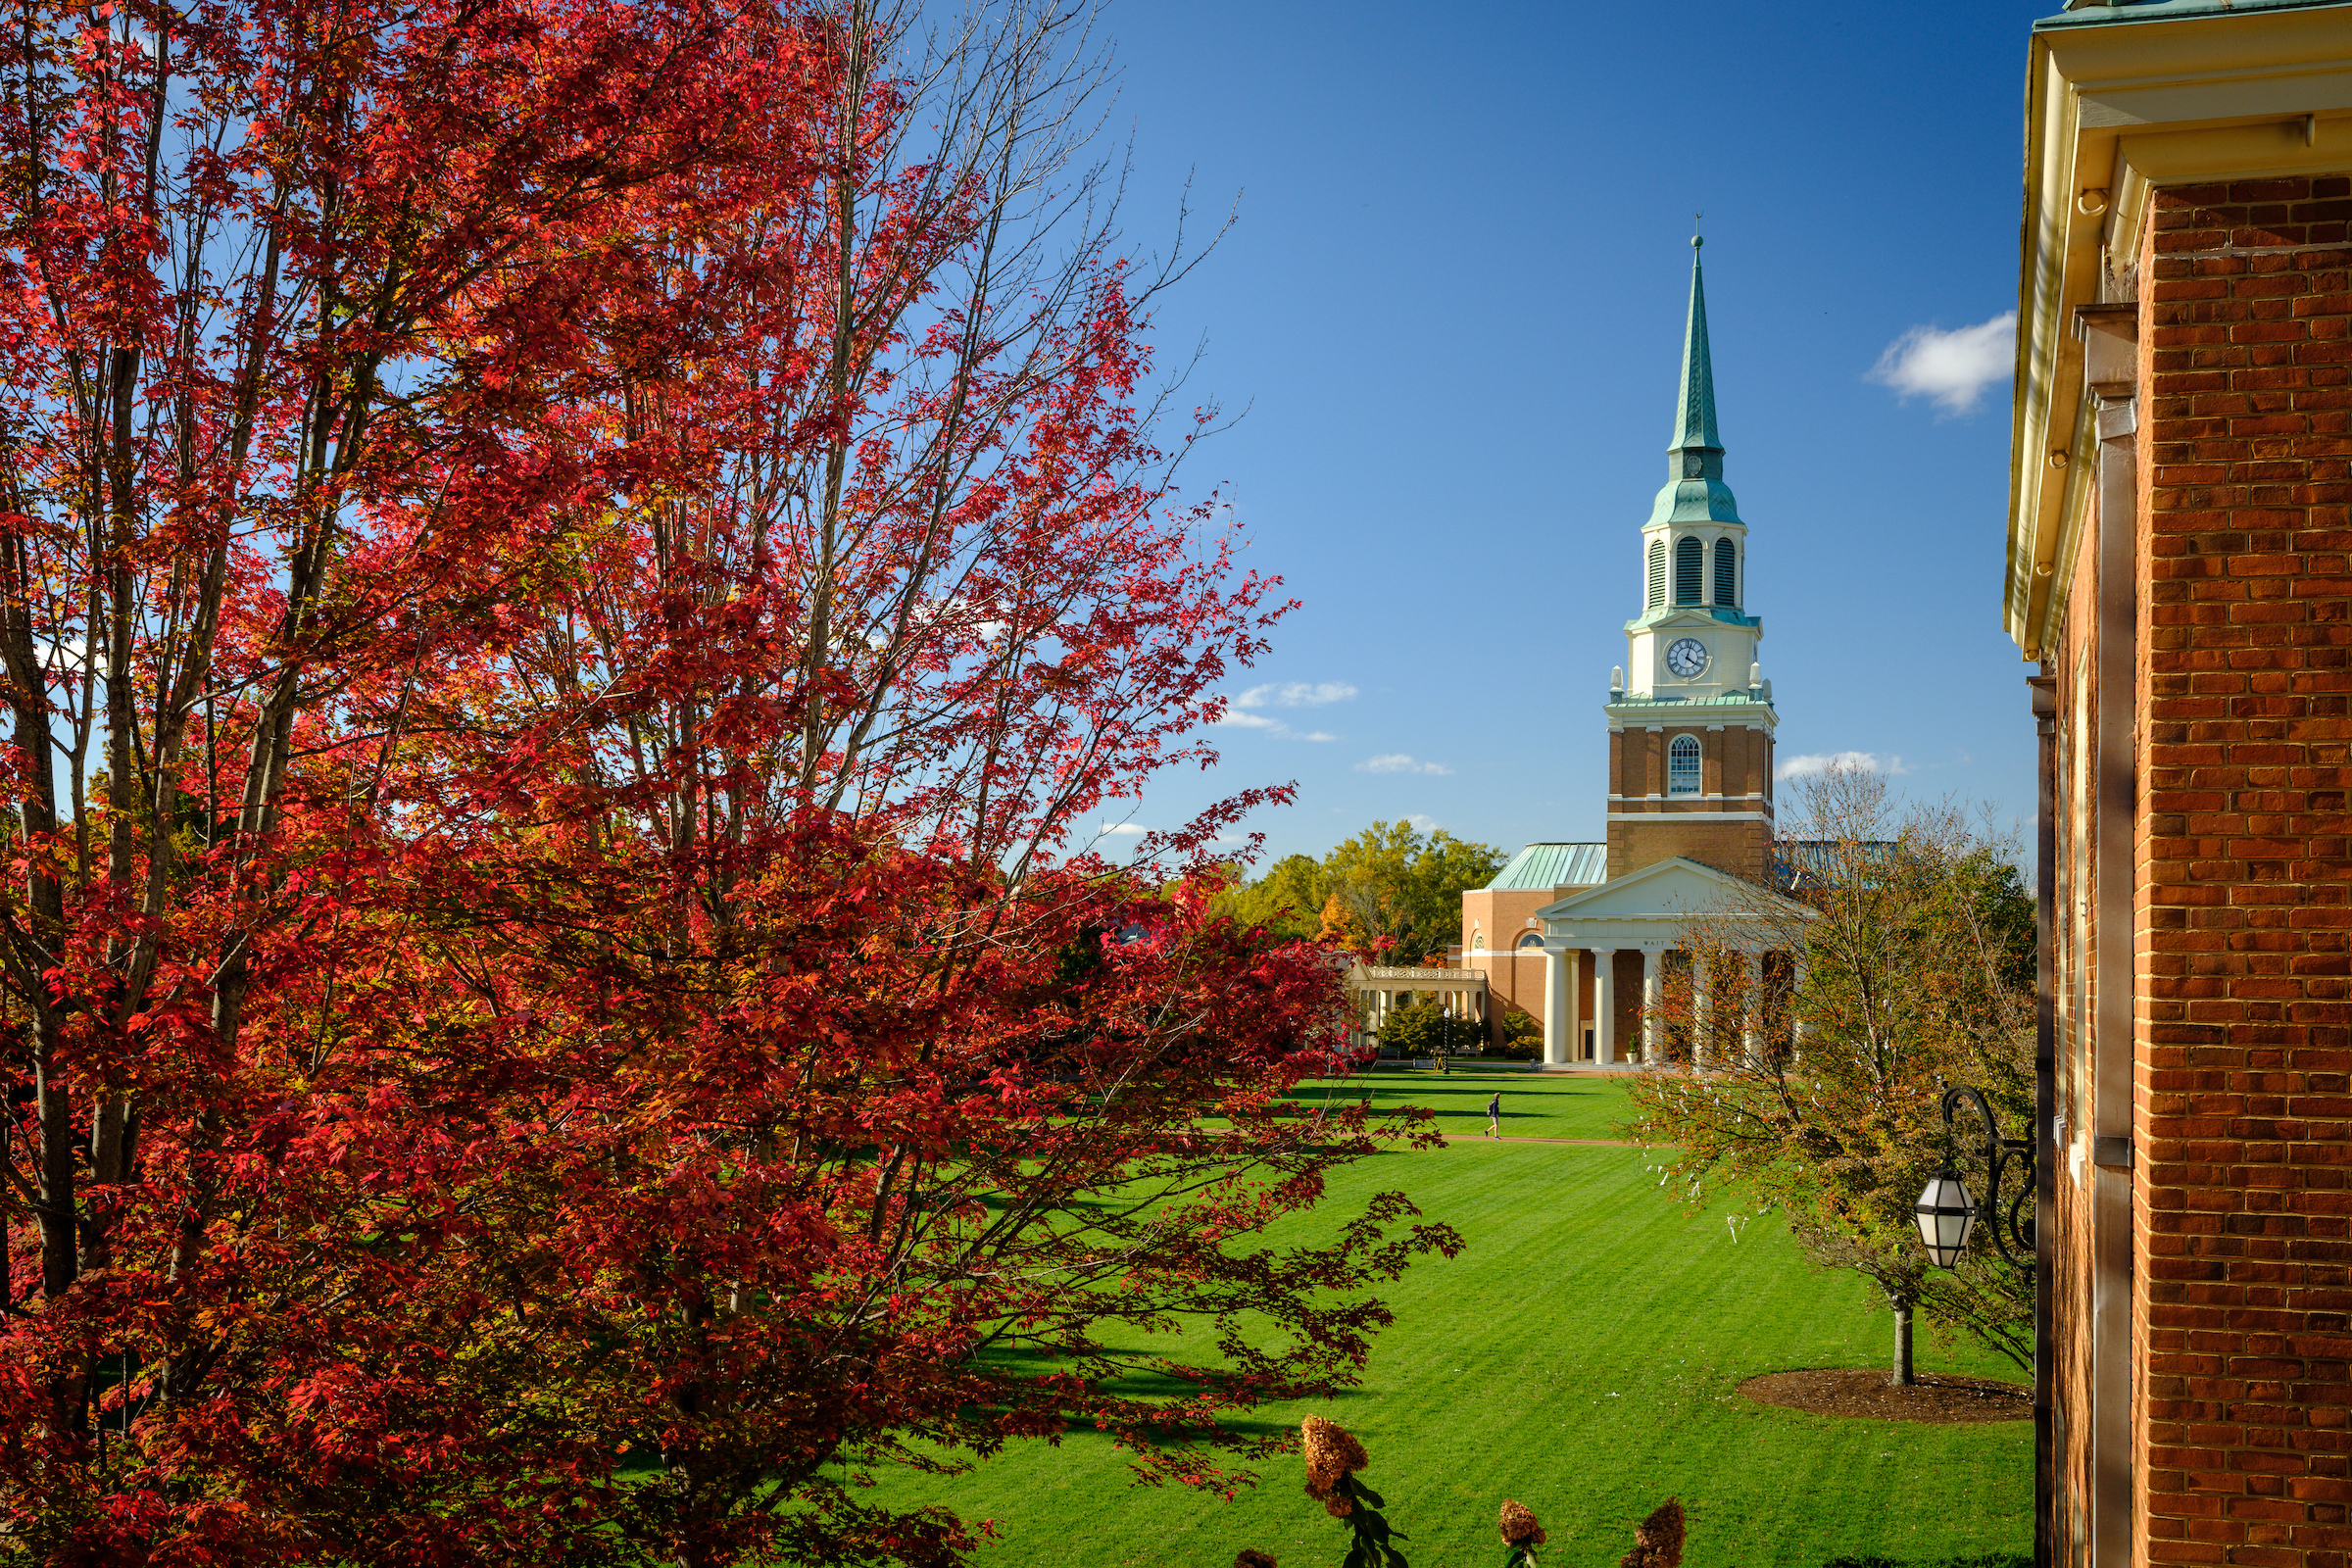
[2037, 0, 2352, 29]
[1484, 842, 1608, 892]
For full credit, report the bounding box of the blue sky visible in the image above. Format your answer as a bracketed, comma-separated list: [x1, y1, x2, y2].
[1092, 0, 2055, 866]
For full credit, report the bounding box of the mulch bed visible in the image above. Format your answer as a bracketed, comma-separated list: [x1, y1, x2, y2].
[1738, 1369, 2032, 1423]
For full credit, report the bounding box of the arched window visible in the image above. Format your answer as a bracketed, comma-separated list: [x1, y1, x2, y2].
[1674, 536, 1703, 604]
[1646, 540, 1666, 609]
[1472, 927, 1485, 953]
[1669, 734, 1701, 795]
[1714, 538, 1737, 606]
[1516, 932, 1544, 950]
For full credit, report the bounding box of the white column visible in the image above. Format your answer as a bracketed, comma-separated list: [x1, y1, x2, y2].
[1742, 950, 1764, 1065]
[1789, 956, 1809, 1063]
[1592, 950, 1615, 1064]
[1740, 950, 1759, 1062]
[1641, 948, 1662, 1063]
[1691, 953, 1712, 1068]
[1543, 946, 1570, 1066]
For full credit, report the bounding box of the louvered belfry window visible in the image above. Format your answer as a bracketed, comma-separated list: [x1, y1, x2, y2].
[1714, 538, 1737, 606]
[1675, 536, 1703, 604]
[1669, 734, 1701, 795]
[1647, 540, 1666, 608]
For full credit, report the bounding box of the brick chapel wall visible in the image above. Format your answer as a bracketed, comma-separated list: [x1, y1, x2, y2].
[1608, 818, 1771, 884]
[2134, 177, 2352, 1568]
[1460, 887, 1605, 1045]
[1608, 725, 1774, 882]
[1463, 888, 1554, 1039]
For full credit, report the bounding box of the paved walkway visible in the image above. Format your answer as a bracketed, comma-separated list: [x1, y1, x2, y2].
[1442, 1133, 1636, 1147]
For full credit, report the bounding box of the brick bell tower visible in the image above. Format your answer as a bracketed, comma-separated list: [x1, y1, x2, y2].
[1603, 235, 1778, 884]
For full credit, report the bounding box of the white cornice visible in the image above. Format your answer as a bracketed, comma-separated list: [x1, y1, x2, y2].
[2009, 7, 2352, 655]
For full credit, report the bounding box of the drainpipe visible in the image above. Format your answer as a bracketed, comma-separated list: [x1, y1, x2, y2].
[2032, 664, 2056, 1568]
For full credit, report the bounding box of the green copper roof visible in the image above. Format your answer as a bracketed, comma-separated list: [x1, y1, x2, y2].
[1604, 690, 1774, 708]
[1625, 605, 1762, 631]
[1484, 842, 1608, 892]
[2036, 0, 2352, 28]
[1670, 237, 1723, 457]
[1645, 477, 1743, 527]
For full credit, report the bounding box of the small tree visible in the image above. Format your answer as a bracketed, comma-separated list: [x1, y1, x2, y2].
[1627, 766, 2034, 1385]
[1494, 1008, 1544, 1061]
[1376, 998, 1464, 1058]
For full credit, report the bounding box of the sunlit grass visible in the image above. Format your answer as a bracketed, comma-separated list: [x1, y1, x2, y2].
[1285, 1066, 1642, 1141]
[847, 1129, 2033, 1568]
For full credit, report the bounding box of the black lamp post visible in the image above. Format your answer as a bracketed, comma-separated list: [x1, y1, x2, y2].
[1912, 1085, 2035, 1277]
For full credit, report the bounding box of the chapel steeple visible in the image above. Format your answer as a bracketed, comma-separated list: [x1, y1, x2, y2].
[1602, 234, 1778, 886]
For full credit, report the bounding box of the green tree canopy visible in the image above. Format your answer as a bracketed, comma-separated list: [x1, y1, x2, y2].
[1213, 820, 1503, 964]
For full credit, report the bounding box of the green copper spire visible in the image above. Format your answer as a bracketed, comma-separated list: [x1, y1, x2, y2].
[1642, 233, 1743, 529]
[1670, 234, 1724, 465]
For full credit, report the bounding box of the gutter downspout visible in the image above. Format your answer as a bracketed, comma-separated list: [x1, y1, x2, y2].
[2032, 665, 2058, 1568]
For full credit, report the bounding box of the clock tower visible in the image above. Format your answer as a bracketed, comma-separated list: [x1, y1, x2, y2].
[1603, 237, 1778, 883]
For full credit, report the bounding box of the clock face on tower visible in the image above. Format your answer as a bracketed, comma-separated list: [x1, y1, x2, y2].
[1665, 637, 1709, 678]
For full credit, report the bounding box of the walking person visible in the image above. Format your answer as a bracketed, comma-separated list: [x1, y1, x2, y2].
[1487, 1091, 1501, 1139]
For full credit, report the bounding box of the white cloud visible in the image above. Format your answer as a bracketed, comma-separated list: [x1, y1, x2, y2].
[1777, 751, 1911, 781]
[1356, 753, 1453, 776]
[1866, 312, 2015, 415]
[1404, 813, 1440, 832]
[1234, 681, 1357, 709]
[1099, 822, 1148, 837]
[1215, 682, 1348, 741]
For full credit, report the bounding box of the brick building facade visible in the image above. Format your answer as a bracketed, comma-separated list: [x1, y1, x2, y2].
[2009, 6, 2352, 1565]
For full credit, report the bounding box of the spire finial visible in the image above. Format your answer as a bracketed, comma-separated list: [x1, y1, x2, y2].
[1692, 211, 1703, 250]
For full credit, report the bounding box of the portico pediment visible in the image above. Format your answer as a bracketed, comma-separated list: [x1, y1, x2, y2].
[1531, 856, 1812, 933]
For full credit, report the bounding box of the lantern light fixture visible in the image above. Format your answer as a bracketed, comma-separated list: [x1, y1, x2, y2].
[1916, 1085, 2035, 1278]
[1913, 1167, 1979, 1269]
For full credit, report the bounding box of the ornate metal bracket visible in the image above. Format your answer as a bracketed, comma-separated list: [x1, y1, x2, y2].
[1943, 1085, 2036, 1278]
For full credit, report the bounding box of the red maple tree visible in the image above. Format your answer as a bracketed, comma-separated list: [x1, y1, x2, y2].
[0, 2, 1457, 1562]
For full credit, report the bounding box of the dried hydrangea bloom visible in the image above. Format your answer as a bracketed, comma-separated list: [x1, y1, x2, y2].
[1620, 1497, 1686, 1568]
[1499, 1497, 1547, 1546]
[1235, 1552, 1278, 1568]
[1300, 1414, 1367, 1494]
[1300, 1413, 1369, 1515]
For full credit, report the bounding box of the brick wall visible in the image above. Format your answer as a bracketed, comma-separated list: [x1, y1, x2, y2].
[2135, 176, 2352, 1568]
[1461, 888, 1558, 1037]
[1607, 817, 1772, 883]
[1608, 724, 1774, 881]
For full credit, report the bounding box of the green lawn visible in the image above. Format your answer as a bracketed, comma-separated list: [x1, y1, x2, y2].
[1285, 1067, 1642, 1141]
[851, 1085, 2032, 1568]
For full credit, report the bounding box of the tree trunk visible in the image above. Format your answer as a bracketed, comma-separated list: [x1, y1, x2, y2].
[1891, 1295, 1915, 1387]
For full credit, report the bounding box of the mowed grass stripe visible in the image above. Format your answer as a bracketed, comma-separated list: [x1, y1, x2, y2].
[1285, 1069, 1643, 1143]
[853, 1135, 2030, 1568]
